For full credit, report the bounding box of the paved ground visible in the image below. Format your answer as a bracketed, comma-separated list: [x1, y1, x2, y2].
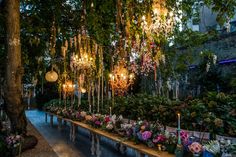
[26, 110, 136, 157]
[20, 121, 58, 157]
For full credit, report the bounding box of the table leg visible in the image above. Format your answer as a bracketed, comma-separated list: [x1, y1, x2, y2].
[50, 115, 53, 127]
[91, 132, 95, 155]
[135, 151, 145, 157]
[69, 122, 73, 141]
[63, 120, 67, 127]
[96, 134, 101, 157]
[119, 143, 127, 154]
[72, 124, 76, 142]
[57, 118, 62, 131]
[45, 113, 48, 123]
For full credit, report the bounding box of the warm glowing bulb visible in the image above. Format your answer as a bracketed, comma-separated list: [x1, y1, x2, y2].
[142, 15, 146, 21]
[109, 74, 112, 78]
[80, 87, 86, 93]
[153, 8, 158, 14]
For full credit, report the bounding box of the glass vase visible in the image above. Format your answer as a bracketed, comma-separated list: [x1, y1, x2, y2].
[203, 151, 214, 157]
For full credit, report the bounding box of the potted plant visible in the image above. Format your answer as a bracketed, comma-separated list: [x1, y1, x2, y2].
[165, 132, 177, 154]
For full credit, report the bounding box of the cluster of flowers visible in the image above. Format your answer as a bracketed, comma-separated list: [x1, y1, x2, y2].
[45, 105, 236, 156]
[140, 52, 155, 76]
[5, 134, 23, 148]
[179, 130, 236, 156]
[45, 105, 177, 148]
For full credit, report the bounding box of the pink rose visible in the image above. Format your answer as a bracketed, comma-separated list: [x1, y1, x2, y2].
[188, 142, 202, 154]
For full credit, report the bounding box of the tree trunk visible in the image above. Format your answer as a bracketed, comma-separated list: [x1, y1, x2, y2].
[4, 0, 27, 134]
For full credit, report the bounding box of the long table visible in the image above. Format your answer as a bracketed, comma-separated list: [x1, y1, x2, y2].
[45, 112, 175, 157]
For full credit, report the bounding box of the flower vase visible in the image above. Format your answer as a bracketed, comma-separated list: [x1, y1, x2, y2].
[175, 144, 183, 157]
[203, 151, 214, 157]
[166, 144, 176, 154]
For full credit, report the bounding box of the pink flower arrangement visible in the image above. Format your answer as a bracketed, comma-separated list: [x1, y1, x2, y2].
[6, 135, 23, 148]
[180, 130, 188, 144]
[188, 142, 203, 154]
[142, 131, 152, 141]
[140, 53, 155, 76]
[153, 134, 167, 143]
[129, 62, 139, 74]
[104, 116, 110, 123]
[95, 120, 101, 126]
[75, 111, 80, 119]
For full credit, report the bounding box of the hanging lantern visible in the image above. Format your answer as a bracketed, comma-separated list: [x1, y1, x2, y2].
[62, 80, 75, 93]
[45, 70, 58, 82]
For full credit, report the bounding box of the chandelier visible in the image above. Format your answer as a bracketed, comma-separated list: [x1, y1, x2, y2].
[62, 80, 75, 93]
[71, 50, 95, 71]
[109, 60, 134, 95]
[141, 0, 174, 37]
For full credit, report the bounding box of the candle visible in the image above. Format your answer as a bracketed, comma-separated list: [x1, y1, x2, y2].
[109, 107, 112, 116]
[177, 113, 180, 129]
[177, 113, 181, 145]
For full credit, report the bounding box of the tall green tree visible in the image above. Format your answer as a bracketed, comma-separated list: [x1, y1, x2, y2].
[4, 0, 27, 134]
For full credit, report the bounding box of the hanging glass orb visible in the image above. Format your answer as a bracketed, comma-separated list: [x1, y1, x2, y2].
[80, 87, 86, 93]
[45, 70, 58, 82]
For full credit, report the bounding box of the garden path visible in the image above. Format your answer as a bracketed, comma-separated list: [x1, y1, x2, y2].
[26, 110, 135, 157]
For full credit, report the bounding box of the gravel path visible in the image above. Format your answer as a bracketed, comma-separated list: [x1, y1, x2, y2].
[19, 121, 58, 157]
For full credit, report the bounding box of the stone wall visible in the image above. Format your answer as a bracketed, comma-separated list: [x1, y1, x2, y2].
[190, 31, 236, 64]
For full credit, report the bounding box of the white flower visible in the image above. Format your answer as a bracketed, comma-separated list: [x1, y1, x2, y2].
[121, 124, 132, 130]
[204, 140, 220, 155]
[118, 115, 123, 120]
[16, 135, 21, 139]
[138, 120, 143, 125]
[213, 55, 217, 65]
[80, 111, 87, 117]
[164, 130, 170, 138]
[111, 115, 117, 124]
[106, 122, 114, 130]
[206, 62, 210, 72]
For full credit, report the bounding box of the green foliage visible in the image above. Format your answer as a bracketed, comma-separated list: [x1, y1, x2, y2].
[108, 93, 236, 137]
[0, 137, 11, 157]
[43, 92, 236, 137]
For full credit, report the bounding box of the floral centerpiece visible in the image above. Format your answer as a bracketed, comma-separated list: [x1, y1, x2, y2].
[188, 142, 203, 157]
[44, 102, 236, 155]
[5, 134, 23, 156]
[164, 131, 177, 153]
[203, 140, 221, 157]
